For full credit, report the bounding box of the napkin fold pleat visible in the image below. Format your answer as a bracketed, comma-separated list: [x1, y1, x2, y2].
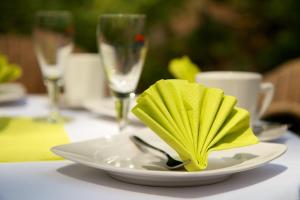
[198, 88, 224, 157]
[141, 85, 186, 146]
[176, 82, 203, 153]
[156, 81, 194, 150]
[209, 108, 256, 150]
[132, 108, 191, 161]
[0, 117, 69, 162]
[132, 79, 258, 171]
[137, 96, 184, 147]
[202, 96, 237, 152]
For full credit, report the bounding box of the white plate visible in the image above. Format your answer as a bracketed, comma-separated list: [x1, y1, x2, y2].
[254, 121, 288, 142]
[83, 98, 139, 123]
[0, 83, 26, 103]
[52, 128, 287, 187]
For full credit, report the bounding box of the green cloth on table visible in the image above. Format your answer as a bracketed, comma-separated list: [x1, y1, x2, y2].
[132, 79, 258, 171]
[0, 117, 69, 162]
[168, 56, 200, 82]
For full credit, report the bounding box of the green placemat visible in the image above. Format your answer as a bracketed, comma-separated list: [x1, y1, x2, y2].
[0, 117, 69, 162]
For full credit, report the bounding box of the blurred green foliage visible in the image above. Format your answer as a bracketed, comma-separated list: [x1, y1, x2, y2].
[0, 0, 299, 91]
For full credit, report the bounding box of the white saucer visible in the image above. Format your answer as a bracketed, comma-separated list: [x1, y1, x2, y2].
[83, 98, 139, 122]
[0, 83, 26, 103]
[253, 121, 288, 142]
[52, 128, 287, 187]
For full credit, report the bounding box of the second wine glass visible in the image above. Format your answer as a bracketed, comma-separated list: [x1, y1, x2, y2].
[97, 14, 147, 131]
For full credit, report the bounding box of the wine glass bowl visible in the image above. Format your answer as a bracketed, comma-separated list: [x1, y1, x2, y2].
[97, 14, 147, 131]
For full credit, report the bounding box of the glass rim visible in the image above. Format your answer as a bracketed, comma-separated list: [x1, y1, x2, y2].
[99, 13, 146, 19]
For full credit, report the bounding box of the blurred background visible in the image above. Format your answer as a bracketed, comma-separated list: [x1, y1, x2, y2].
[1, 0, 300, 130]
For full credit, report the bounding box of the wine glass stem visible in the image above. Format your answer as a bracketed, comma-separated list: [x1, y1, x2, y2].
[45, 77, 61, 122]
[114, 93, 131, 132]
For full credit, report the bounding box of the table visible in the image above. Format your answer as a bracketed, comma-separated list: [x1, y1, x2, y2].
[0, 96, 300, 200]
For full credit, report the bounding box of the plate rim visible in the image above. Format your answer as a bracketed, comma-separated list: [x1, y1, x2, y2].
[52, 137, 287, 177]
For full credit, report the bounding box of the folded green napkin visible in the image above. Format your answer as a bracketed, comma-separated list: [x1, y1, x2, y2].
[0, 117, 69, 162]
[168, 56, 200, 82]
[132, 79, 258, 171]
[0, 54, 22, 83]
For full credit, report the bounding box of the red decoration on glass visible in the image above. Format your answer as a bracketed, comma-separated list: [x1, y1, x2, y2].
[135, 33, 144, 43]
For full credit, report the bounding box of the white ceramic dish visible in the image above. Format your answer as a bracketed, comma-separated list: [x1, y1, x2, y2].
[52, 128, 287, 187]
[254, 121, 288, 142]
[0, 83, 26, 103]
[257, 125, 288, 142]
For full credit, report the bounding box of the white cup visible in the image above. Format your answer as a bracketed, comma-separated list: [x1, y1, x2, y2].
[196, 71, 274, 124]
[63, 53, 107, 107]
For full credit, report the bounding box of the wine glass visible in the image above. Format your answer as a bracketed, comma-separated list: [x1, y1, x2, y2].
[97, 14, 147, 131]
[33, 11, 74, 123]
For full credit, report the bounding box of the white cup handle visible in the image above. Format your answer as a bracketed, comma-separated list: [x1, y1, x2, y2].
[258, 82, 274, 118]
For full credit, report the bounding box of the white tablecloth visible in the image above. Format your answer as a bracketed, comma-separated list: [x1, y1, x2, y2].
[0, 96, 300, 200]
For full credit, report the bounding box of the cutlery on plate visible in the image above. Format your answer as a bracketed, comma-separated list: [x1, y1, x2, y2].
[130, 135, 190, 170]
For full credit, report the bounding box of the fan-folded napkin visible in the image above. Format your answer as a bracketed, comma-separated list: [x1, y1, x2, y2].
[0, 54, 21, 83]
[168, 56, 200, 82]
[132, 79, 258, 171]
